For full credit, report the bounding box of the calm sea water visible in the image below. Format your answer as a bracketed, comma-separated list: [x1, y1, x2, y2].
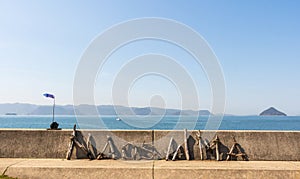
[0, 115, 300, 130]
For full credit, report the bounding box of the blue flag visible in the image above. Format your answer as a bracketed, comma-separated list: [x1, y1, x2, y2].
[43, 93, 55, 99]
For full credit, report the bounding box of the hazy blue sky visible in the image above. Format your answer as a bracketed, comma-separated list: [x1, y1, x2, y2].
[1, 1, 300, 115]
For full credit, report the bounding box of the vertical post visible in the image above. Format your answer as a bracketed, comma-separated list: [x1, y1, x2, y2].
[215, 135, 220, 161]
[52, 98, 55, 123]
[184, 129, 190, 160]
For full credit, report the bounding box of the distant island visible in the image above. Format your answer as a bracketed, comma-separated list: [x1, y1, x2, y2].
[259, 107, 287, 116]
[5, 112, 17, 115]
[0, 103, 211, 116]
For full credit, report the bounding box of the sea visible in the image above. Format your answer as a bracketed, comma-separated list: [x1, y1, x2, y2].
[0, 115, 300, 130]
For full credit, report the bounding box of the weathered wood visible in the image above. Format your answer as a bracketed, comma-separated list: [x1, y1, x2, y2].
[121, 144, 127, 159]
[121, 143, 133, 160]
[73, 137, 90, 156]
[97, 143, 108, 159]
[66, 124, 76, 160]
[226, 137, 237, 161]
[214, 135, 220, 161]
[166, 137, 174, 161]
[86, 133, 95, 159]
[183, 129, 190, 160]
[172, 145, 182, 161]
[107, 136, 115, 159]
[196, 130, 203, 160]
[133, 146, 138, 160]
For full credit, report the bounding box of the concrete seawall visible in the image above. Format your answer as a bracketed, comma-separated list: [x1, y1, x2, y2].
[0, 129, 299, 161]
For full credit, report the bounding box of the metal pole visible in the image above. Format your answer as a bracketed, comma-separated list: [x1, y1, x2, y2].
[52, 98, 55, 123]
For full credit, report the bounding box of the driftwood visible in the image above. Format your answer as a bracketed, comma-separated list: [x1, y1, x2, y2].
[107, 136, 116, 159]
[172, 145, 183, 161]
[86, 133, 95, 159]
[66, 124, 76, 160]
[96, 135, 116, 160]
[141, 142, 162, 160]
[184, 129, 190, 160]
[213, 135, 220, 161]
[196, 130, 203, 160]
[226, 136, 248, 161]
[66, 124, 92, 160]
[121, 142, 161, 160]
[121, 143, 139, 160]
[166, 137, 174, 161]
[72, 136, 90, 156]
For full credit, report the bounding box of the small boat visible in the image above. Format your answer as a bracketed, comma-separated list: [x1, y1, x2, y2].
[116, 117, 122, 121]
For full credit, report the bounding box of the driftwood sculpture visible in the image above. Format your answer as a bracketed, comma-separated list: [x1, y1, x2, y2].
[226, 136, 248, 161]
[213, 135, 220, 161]
[172, 145, 184, 161]
[166, 129, 190, 161]
[96, 136, 116, 160]
[121, 142, 161, 160]
[166, 137, 174, 161]
[184, 129, 190, 160]
[203, 135, 220, 161]
[65, 127, 249, 162]
[66, 124, 93, 160]
[86, 133, 96, 159]
[196, 130, 204, 160]
[66, 124, 76, 160]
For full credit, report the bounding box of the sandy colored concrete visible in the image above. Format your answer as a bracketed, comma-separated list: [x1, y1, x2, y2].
[0, 159, 26, 175]
[154, 130, 300, 161]
[154, 161, 300, 179]
[2, 159, 153, 179]
[1, 159, 300, 179]
[1, 129, 300, 161]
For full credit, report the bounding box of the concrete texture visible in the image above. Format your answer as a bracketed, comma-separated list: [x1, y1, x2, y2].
[154, 130, 300, 161]
[0, 129, 70, 158]
[0, 129, 300, 161]
[1, 159, 300, 179]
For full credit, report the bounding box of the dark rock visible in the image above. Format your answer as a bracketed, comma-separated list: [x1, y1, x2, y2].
[259, 107, 287, 116]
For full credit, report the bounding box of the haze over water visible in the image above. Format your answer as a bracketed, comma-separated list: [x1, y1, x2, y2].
[1, 115, 300, 130]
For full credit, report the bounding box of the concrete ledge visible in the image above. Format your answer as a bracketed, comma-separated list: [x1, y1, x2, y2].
[1, 159, 300, 179]
[1, 130, 300, 161]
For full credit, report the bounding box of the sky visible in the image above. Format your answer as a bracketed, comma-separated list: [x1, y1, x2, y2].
[0, 0, 300, 115]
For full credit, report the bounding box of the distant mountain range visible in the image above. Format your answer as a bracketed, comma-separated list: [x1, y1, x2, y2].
[0, 103, 211, 116]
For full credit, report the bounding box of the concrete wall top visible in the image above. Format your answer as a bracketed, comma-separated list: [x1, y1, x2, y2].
[0, 129, 299, 161]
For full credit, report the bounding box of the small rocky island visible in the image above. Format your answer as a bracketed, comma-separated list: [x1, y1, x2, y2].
[259, 107, 287, 116]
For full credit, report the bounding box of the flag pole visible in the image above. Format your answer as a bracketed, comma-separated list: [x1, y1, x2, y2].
[43, 93, 59, 130]
[52, 98, 55, 123]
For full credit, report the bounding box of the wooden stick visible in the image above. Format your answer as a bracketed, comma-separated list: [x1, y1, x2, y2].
[73, 137, 89, 155]
[196, 130, 203, 160]
[97, 138, 110, 159]
[107, 136, 115, 159]
[133, 146, 138, 160]
[184, 129, 190, 160]
[172, 145, 182, 161]
[226, 137, 237, 161]
[66, 124, 76, 160]
[166, 137, 173, 161]
[86, 133, 95, 159]
[214, 135, 220, 161]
